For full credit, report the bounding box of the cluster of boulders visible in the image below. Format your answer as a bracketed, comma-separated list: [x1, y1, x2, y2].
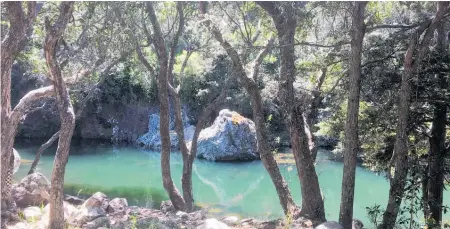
[137, 109, 260, 162]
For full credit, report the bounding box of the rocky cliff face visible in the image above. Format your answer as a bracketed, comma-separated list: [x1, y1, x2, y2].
[12, 64, 156, 143]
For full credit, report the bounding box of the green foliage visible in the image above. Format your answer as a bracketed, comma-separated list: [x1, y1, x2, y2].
[366, 204, 383, 228]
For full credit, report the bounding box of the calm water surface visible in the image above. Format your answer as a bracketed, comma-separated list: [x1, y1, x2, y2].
[14, 141, 449, 226]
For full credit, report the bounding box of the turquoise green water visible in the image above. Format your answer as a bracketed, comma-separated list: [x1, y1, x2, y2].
[14, 141, 449, 226]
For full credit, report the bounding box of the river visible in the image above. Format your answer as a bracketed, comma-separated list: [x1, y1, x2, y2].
[14, 140, 450, 227]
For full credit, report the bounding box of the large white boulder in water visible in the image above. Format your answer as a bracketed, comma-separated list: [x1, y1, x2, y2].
[196, 109, 259, 161]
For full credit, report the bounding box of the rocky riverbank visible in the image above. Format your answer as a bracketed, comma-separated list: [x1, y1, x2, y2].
[7, 173, 363, 229]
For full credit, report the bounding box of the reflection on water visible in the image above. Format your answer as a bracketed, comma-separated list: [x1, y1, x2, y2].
[13, 140, 450, 226]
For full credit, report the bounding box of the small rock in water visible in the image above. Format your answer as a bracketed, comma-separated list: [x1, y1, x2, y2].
[196, 218, 230, 229]
[315, 221, 344, 229]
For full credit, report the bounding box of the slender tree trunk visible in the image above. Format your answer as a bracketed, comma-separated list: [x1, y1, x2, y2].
[427, 104, 447, 227]
[426, 19, 448, 228]
[339, 2, 366, 228]
[1, 3, 38, 225]
[44, 2, 75, 228]
[380, 3, 449, 228]
[257, 2, 326, 221]
[202, 9, 300, 215]
[28, 132, 60, 175]
[146, 2, 186, 211]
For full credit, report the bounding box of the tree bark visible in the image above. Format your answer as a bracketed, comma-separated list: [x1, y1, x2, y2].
[202, 11, 300, 216]
[380, 3, 449, 228]
[257, 2, 326, 221]
[1, 2, 38, 225]
[146, 2, 187, 211]
[339, 2, 366, 228]
[426, 18, 448, 228]
[44, 2, 75, 229]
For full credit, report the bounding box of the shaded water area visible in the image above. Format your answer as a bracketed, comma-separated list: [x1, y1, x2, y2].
[14, 140, 449, 226]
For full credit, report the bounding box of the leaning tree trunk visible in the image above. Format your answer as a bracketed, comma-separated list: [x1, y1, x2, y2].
[426, 19, 448, 227]
[146, 2, 186, 211]
[256, 2, 326, 221]
[43, 2, 75, 229]
[380, 3, 449, 228]
[1, 2, 38, 225]
[339, 2, 366, 228]
[202, 6, 300, 216]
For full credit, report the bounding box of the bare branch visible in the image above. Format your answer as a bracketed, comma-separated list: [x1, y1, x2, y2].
[251, 37, 274, 81]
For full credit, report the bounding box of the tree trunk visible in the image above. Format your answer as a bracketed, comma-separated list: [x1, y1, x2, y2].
[1, 3, 38, 225]
[44, 2, 75, 228]
[146, 2, 186, 211]
[426, 20, 448, 227]
[28, 132, 60, 175]
[203, 12, 300, 216]
[257, 2, 326, 221]
[427, 104, 447, 227]
[339, 2, 366, 228]
[380, 3, 449, 228]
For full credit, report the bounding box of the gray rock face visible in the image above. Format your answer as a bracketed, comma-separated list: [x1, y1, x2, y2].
[137, 113, 195, 150]
[12, 173, 50, 208]
[315, 221, 344, 229]
[196, 109, 259, 161]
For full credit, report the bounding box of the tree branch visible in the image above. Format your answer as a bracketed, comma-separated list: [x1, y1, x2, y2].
[252, 37, 274, 81]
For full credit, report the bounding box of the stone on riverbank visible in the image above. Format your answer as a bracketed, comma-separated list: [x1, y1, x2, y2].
[196, 109, 259, 161]
[314, 221, 344, 229]
[12, 173, 50, 208]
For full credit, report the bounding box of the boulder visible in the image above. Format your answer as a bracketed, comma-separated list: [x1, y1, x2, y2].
[84, 216, 110, 229]
[196, 109, 259, 161]
[196, 218, 230, 229]
[137, 113, 194, 150]
[13, 148, 21, 174]
[64, 194, 85, 205]
[42, 201, 78, 221]
[160, 200, 175, 214]
[72, 192, 109, 226]
[107, 198, 128, 214]
[315, 221, 344, 229]
[22, 206, 43, 221]
[352, 219, 364, 229]
[221, 216, 239, 226]
[12, 173, 50, 208]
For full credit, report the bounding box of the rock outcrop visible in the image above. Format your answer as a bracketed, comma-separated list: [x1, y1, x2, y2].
[12, 173, 50, 208]
[137, 112, 195, 150]
[196, 109, 259, 161]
